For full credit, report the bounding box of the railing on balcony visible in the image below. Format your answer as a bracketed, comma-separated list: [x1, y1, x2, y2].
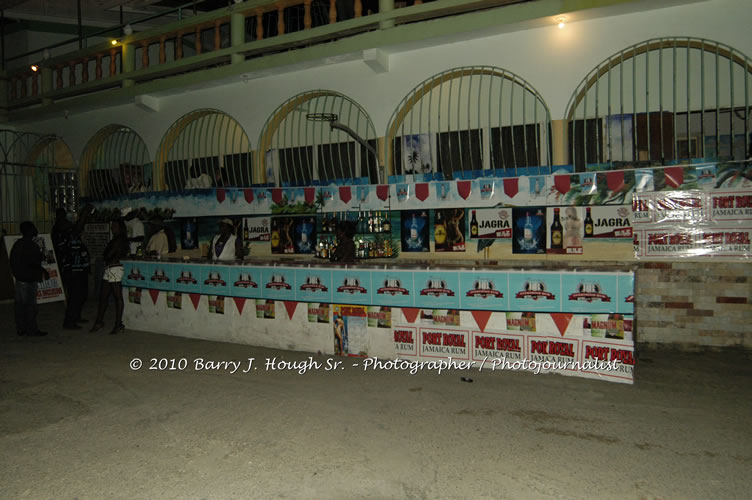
[6, 0, 541, 112]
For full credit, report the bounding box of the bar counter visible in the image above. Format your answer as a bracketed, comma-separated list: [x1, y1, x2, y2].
[121, 258, 636, 384]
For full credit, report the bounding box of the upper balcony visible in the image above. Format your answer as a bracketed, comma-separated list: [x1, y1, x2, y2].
[0, 0, 685, 123]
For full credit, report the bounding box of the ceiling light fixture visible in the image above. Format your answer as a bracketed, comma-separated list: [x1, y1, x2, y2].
[111, 39, 118, 46]
[556, 16, 566, 29]
[123, 24, 133, 36]
[30, 64, 38, 72]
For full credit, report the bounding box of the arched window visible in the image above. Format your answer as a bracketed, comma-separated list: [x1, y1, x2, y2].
[385, 66, 552, 180]
[80, 125, 151, 200]
[566, 37, 752, 171]
[157, 109, 253, 191]
[258, 90, 380, 186]
[0, 131, 75, 234]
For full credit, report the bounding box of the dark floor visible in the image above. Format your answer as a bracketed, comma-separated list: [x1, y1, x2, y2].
[1, 299, 751, 499]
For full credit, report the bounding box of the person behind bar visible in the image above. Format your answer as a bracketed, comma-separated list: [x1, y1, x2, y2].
[330, 221, 356, 264]
[10, 221, 50, 336]
[208, 218, 242, 261]
[91, 219, 129, 335]
[145, 215, 170, 257]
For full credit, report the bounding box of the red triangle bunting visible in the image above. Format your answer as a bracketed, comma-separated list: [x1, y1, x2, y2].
[148, 289, 160, 305]
[665, 167, 684, 188]
[189, 293, 201, 310]
[503, 178, 519, 198]
[607, 171, 625, 192]
[550, 313, 574, 336]
[554, 175, 571, 194]
[457, 180, 472, 200]
[339, 186, 352, 204]
[402, 307, 420, 323]
[216, 188, 226, 203]
[283, 301, 298, 319]
[376, 185, 389, 201]
[471, 310, 493, 332]
[415, 183, 429, 201]
[233, 297, 246, 315]
[304, 187, 315, 204]
[271, 188, 283, 204]
[244, 189, 254, 203]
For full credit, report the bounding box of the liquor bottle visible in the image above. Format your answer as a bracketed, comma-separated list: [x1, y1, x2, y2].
[368, 211, 374, 233]
[382, 212, 391, 233]
[434, 210, 447, 251]
[470, 210, 479, 238]
[374, 212, 381, 233]
[271, 218, 280, 250]
[584, 207, 594, 237]
[357, 212, 364, 234]
[523, 212, 533, 245]
[410, 213, 419, 242]
[550, 208, 563, 249]
[243, 220, 249, 240]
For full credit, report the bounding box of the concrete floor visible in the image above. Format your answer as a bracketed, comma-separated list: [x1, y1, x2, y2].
[1, 300, 751, 500]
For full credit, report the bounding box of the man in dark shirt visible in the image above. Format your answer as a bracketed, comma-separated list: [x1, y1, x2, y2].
[9, 221, 50, 336]
[55, 206, 93, 329]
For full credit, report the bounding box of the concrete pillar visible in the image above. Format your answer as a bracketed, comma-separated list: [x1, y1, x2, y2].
[121, 42, 135, 88]
[230, 13, 245, 65]
[379, 0, 395, 30]
[551, 119, 569, 166]
[40, 66, 52, 105]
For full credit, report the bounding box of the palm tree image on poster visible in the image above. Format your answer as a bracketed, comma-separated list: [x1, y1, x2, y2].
[560, 172, 638, 206]
[714, 162, 752, 188]
[402, 134, 436, 175]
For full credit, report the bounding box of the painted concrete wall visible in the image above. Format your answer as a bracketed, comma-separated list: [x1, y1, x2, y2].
[19, 0, 752, 167]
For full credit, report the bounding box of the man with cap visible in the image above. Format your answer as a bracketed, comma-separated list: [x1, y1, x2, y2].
[208, 218, 242, 261]
[145, 215, 169, 257]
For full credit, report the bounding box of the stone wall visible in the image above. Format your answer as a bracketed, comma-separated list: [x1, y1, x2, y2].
[636, 262, 752, 349]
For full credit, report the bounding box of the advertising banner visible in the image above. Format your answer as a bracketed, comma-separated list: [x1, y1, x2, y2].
[471, 208, 513, 239]
[459, 271, 509, 311]
[200, 265, 230, 296]
[4, 234, 65, 304]
[413, 270, 460, 309]
[295, 268, 333, 304]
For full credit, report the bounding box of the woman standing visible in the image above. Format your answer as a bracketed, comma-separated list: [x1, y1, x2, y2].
[91, 219, 130, 335]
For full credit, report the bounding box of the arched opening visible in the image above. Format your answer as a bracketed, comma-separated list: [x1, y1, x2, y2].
[80, 124, 151, 200]
[157, 109, 253, 191]
[385, 66, 552, 179]
[257, 90, 380, 186]
[0, 131, 75, 234]
[566, 37, 752, 171]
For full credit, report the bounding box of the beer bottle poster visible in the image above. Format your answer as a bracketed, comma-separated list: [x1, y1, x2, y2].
[512, 207, 546, 254]
[434, 208, 466, 252]
[181, 218, 198, 250]
[401, 210, 429, 252]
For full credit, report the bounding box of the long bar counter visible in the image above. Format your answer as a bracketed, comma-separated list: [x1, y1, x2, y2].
[121, 258, 636, 384]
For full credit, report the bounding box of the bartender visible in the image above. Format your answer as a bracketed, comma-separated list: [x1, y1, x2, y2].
[208, 218, 242, 261]
[330, 221, 356, 264]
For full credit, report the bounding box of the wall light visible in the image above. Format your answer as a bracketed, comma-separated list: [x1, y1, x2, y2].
[30, 64, 39, 72]
[556, 17, 566, 29]
[111, 39, 118, 46]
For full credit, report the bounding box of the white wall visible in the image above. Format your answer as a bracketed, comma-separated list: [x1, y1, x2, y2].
[19, 0, 752, 167]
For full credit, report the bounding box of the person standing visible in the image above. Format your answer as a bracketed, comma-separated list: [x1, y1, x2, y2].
[145, 216, 170, 257]
[10, 221, 50, 336]
[60, 225, 91, 329]
[208, 218, 242, 261]
[58, 206, 94, 329]
[90, 219, 130, 335]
